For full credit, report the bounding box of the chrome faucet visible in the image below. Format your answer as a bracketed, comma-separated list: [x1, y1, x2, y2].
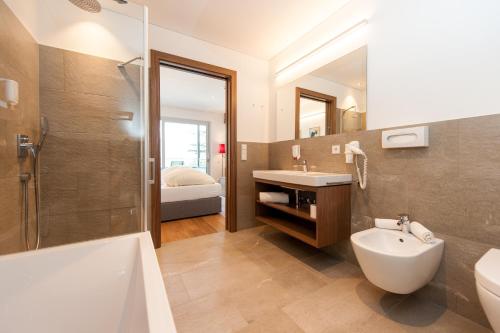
[296, 159, 309, 172]
[398, 214, 410, 234]
[17, 134, 35, 158]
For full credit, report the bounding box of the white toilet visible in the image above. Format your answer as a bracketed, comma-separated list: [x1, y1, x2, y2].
[475, 248, 500, 332]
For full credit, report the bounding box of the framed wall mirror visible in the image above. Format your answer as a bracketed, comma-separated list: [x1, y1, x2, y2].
[296, 88, 336, 139]
[276, 45, 367, 141]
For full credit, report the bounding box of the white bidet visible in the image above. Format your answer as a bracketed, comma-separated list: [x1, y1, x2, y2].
[351, 228, 444, 294]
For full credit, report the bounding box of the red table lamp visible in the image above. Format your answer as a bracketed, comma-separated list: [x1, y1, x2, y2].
[218, 144, 226, 177]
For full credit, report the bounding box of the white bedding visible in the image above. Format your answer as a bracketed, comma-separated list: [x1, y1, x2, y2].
[161, 183, 222, 203]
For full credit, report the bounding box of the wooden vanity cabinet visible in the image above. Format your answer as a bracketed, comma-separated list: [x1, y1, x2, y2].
[254, 178, 351, 248]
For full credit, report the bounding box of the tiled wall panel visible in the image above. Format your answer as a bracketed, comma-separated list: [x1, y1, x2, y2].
[268, 115, 500, 326]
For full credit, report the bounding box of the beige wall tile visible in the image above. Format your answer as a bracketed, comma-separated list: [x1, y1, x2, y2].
[38, 46, 141, 247]
[268, 115, 500, 326]
[64, 50, 140, 99]
[236, 142, 269, 230]
[42, 210, 111, 247]
[0, 0, 39, 255]
[39, 46, 64, 91]
[458, 114, 500, 181]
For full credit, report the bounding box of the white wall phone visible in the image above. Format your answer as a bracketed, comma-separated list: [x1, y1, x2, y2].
[345, 141, 368, 190]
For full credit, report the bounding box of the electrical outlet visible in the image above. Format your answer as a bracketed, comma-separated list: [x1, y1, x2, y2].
[331, 144, 340, 154]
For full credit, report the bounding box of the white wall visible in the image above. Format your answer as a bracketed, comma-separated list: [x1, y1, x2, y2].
[5, 0, 271, 143]
[271, 0, 500, 135]
[161, 106, 226, 180]
[3, 0, 144, 62]
[9, 0, 500, 142]
[276, 74, 364, 141]
[150, 25, 270, 143]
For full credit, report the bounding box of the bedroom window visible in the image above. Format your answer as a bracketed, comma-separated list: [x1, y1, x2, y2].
[161, 118, 210, 173]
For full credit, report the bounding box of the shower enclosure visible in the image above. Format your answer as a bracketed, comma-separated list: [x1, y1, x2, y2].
[0, 0, 150, 254]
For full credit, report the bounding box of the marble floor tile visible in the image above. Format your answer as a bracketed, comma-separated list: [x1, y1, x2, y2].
[172, 293, 248, 333]
[235, 309, 304, 333]
[162, 274, 191, 309]
[156, 226, 491, 333]
[358, 295, 491, 333]
[282, 278, 406, 333]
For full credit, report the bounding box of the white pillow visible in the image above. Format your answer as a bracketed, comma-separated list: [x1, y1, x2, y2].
[161, 167, 187, 186]
[163, 168, 215, 187]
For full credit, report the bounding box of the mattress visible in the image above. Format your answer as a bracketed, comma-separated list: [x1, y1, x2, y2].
[161, 183, 222, 203]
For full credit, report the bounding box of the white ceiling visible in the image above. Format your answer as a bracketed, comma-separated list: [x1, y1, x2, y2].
[130, 0, 351, 59]
[160, 66, 226, 113]
[311, 46, 367, 89]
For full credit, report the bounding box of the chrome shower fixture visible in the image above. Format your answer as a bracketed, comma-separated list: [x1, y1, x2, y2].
[117, 56, 143, 68]
[113, 0, 129, 3]
[17, 116, 49, 250]
[68, 0, 102, 13]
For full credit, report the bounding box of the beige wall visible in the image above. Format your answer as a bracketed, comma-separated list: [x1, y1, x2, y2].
[0, 0, 39, 254]
[268, 114, 500, 327]
[39, 45, 142, 247]
[236, 142, 268, 230]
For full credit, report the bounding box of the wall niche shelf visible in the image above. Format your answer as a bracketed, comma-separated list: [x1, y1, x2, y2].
[254, 178, 351, 248]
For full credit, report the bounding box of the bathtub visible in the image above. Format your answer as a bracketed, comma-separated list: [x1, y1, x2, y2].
[0, 232, 176, 333]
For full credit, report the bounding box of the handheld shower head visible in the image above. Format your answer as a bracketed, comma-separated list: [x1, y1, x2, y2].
[68, 0, 102, 13]
[41, 116, 49, 137]
[38, 116, 49, 153]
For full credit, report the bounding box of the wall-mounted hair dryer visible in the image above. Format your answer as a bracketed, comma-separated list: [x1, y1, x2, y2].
[345, 141, 368, 190]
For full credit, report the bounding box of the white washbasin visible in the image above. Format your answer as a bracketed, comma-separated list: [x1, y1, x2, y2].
[351, 228, 444, 294]
[253, 170, 352, 187]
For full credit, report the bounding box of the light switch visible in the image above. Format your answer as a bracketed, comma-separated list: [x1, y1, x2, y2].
[331, 144, 340, 154]
[241, 144, 247, 161]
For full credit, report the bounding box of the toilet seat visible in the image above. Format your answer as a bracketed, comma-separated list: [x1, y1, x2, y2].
[475, 249, 500, 296]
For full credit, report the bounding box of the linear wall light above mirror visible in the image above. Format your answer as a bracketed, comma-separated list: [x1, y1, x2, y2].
[275, 19, 368, 87]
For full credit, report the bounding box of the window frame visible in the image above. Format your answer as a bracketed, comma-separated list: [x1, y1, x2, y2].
[160, 117, 211, 173]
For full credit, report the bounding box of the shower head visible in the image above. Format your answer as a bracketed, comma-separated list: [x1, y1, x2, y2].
[68, 0, 102, 13]
[117, 56, 143, 68]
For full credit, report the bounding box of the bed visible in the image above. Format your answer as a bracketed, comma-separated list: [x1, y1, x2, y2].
[160, 170, 223, 222]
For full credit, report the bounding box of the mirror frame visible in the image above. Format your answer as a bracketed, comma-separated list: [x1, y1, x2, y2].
[295, 87, 337, 139]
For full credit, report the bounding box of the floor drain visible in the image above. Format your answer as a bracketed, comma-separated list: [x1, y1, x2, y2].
[399, 238, 404, 243]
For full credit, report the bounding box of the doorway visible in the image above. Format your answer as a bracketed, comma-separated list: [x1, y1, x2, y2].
[150, 51, 237, 248]
[295, 87, 337, 139]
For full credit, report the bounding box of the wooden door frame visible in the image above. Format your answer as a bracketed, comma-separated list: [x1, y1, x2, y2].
[150, 50, 238, 248]
[295, 87, 337, 139]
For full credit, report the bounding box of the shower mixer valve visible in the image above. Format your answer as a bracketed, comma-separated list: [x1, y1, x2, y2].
[17, 134, 34, 158]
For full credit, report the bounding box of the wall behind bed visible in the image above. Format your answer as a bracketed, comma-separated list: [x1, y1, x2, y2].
[161, 106, 226, 181]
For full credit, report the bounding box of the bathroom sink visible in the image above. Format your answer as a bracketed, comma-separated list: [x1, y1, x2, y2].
[253, 170, 352, 187]
[351, 228, 444, 294]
